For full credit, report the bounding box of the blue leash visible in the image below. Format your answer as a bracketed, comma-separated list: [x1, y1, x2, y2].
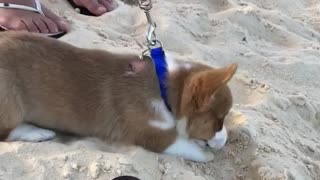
[150, 47, 171, 111]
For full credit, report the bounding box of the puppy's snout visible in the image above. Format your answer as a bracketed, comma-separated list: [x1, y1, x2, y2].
[207, 126, 228, 149]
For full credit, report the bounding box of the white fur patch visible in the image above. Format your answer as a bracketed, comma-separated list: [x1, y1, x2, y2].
[149, 99, 175, 130]
[164, 137, 214, 162]
[176, 118, 188, 138]
[166, 54, 180, 72]
[193, 139, 207, 147]
[183, 63, 192, 70]
[7, 123, 56, 142]
[166, 54, 192, 72]
[207, 126, 228, 149]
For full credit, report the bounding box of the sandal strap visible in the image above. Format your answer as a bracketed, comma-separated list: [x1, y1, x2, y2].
[0, 0, 43, 14]
[35, 0, 43, 14]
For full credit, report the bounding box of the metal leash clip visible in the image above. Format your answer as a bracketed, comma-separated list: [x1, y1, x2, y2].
[139, 0, 163, 58]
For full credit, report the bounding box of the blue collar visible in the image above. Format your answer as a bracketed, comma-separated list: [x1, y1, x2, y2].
[150, 47, 172, 111]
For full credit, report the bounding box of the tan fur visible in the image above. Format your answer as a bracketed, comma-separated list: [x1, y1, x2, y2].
[0, 32, 236, 153]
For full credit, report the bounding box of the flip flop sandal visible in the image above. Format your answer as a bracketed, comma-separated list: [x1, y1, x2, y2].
[0, 0, 66, 39]
[66, 0, 96, 16]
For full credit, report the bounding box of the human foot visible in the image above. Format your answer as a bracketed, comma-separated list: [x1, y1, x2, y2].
[72, 0, 117, 16]
[0, 0, 68, 35]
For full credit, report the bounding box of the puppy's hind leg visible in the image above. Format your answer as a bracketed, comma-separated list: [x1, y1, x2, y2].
[0, 71, 56, 142]
[7, 123, 56, 142]
[0, 71, 25, 141]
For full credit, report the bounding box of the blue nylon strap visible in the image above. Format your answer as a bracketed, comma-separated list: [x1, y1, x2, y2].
[150, 47, 172, 111]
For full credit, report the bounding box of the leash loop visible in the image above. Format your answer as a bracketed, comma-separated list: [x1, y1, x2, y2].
[139, 0, 152, 11]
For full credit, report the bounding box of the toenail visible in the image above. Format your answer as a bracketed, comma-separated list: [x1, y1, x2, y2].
[98, 7, 107, 12]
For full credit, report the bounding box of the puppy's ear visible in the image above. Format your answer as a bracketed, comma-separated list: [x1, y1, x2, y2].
[181, 64, 237, 113]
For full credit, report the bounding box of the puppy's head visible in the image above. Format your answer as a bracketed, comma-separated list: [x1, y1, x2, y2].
[180, 63, 237, 149]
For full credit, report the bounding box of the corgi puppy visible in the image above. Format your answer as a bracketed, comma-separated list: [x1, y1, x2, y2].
[0, 32, 237, 162]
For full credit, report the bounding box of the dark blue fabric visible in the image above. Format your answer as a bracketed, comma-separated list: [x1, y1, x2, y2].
[150, 47, 171, 111]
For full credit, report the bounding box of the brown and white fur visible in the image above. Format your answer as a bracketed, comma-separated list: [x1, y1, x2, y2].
[0, 32, 237, 162]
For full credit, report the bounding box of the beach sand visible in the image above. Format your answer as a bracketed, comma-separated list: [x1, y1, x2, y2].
[0, 0, 320, 179]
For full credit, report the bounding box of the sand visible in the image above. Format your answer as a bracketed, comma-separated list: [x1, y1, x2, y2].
[1, 0, 320, 179]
